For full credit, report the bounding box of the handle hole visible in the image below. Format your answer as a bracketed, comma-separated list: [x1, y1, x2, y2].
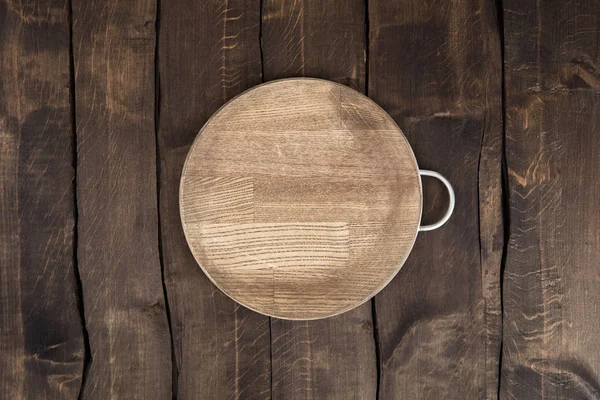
[420, 175, 451, 227]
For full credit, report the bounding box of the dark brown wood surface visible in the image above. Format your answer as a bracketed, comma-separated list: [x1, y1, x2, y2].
[2, 0, 600, 398]
[501, 0, 600, 398]
[72, 0, 172, 397]
[368, 0, 503, 398]
[0, 1, 85, 397]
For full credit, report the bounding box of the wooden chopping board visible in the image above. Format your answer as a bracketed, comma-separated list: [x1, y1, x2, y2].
[180, 78, 422, 320]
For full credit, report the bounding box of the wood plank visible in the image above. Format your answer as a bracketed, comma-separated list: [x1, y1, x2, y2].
[368, 0, 504, 398]
[71, 0, 172, 397]
[0, 1, 85, 397]
[501, 1, 600, 398]
[261, 1, 378, 398]
[157, 0, 272, 398]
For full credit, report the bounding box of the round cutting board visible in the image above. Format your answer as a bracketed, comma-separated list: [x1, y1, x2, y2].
[180, 78, 422, 320]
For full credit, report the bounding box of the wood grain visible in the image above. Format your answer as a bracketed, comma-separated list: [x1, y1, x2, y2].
[72, 0, 172, 397]
[261, 0, 366, 91]
[157, 0, 272, 398]
[369, 0, 504, 398]
[261, 2, 378, 397]
[501, 0, 600, 398]
[0, 1, 85, 397]
[181, 79, 422, 320]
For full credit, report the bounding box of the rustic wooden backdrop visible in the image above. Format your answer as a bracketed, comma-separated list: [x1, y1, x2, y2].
[0, 0, 598, 398]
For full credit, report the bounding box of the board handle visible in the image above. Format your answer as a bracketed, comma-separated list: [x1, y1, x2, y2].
[418, 170, 455, 232]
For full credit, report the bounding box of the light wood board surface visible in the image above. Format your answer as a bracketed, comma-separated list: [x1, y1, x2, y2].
[180, 78, 422, 320]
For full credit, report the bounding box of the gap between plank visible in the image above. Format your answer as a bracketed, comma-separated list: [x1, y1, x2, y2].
[494, 0, 510, 395]
[364, 0, 382, 398]
[371, 299, 382, 400]
[259, 0, 266, 83]
[67, 1, 92, 398]
[477, 0, 508, 395]
[364, 0, 370, 97]
[153, 0, 178, 398]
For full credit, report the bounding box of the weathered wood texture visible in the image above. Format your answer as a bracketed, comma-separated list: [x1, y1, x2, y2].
[261, 2, 378, 399]
[16, 0, 600, 398]
[369, 0, 504, 398]
[157, 0, 272, 398]
[261, 0, 366, 91]
[0, 1, 85, 397]
[72, 0, 172, 397]
[501, 0, 600, 398]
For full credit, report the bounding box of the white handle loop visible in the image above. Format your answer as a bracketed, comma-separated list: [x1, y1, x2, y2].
[418, 170, 455, 232]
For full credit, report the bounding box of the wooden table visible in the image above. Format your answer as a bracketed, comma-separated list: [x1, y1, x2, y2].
[1, 0, 598, 398]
